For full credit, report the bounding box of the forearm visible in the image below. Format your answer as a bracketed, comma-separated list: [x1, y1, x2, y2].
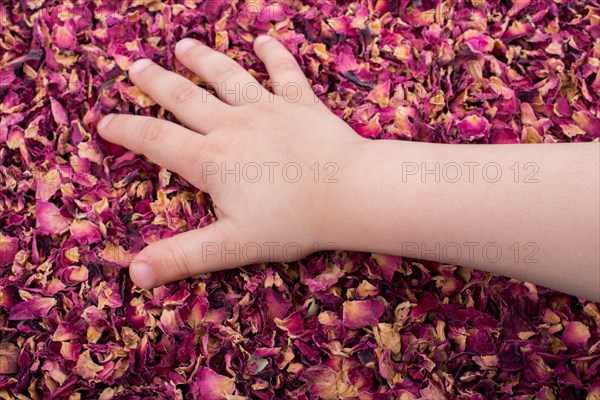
[334, 141, 600, 301]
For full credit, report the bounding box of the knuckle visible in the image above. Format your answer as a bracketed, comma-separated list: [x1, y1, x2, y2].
[170, 81, 199, 104]
[273, 58, 299, 74]
[189, 139, 220, 185]
[241, 82, 265, 103]
[212, 222, 227, 244]
[217, 62, 242, 83]
[165, 242, 192, 278]
[189, 156, 208, 186]
[141, 119, 164, 143]
[200, 137, 223, 157]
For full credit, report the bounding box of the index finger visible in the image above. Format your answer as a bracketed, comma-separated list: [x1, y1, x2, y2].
[253, 36, 315, 103]
[98, 114, 207, 187]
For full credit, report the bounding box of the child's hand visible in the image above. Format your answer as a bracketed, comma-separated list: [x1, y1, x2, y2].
[98, 36, 367, 289]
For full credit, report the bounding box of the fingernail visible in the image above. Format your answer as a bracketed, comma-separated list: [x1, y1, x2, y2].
[176, 38, 197, 53]
[254, 35, 272, 46]
[129, 59, 153, 74]
[97, 114, 114, 131]
[131, 262, 157, 289]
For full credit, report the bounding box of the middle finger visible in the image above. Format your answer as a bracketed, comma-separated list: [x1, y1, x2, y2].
[175, 39, 271, 106]
[128, 58, 231, 134]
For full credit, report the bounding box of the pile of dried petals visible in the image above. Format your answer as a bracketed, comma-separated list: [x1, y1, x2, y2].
[1, 0, 599, 398]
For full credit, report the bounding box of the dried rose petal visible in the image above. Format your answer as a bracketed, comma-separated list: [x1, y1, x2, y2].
[61, 265, 89, 284]
[562, 321, 591, 348]
[8, 297, 57, 321]
[456, 115, 491, 141]
[342, 299, 386, 329]
[35, 201, 70, 235]
[190, 367, 236, 399]
[0, 234, 19, 266]
[301, 365, 338, 399]
[0, 343, 19, 374]
[69, 219, 102, 244]
[74, 350, 103, 380]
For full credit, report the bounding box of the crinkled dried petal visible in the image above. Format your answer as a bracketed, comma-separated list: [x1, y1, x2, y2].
[0, 234, 19, 266]
[35, 201, 70, 234]
[342, 299, 385, 329]
[8, 297, 57, 321]
[190, 367, 236, 400]
[0, 343, 20, 374]
[562, 321, 591, 348]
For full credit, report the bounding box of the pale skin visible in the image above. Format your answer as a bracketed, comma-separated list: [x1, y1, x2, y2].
[98, 36, 600, 302]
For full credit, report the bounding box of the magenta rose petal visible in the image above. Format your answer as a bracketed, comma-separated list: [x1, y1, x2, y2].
[190, 367, 236, 400]
[562, 321, 591, 348]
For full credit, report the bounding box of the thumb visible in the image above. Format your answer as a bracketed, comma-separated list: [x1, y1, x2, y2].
[129, 221, 247, 288]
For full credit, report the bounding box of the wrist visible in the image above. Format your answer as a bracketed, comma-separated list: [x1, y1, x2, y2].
[321, 139, 449, 256]
[317, 138, 396, 253]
